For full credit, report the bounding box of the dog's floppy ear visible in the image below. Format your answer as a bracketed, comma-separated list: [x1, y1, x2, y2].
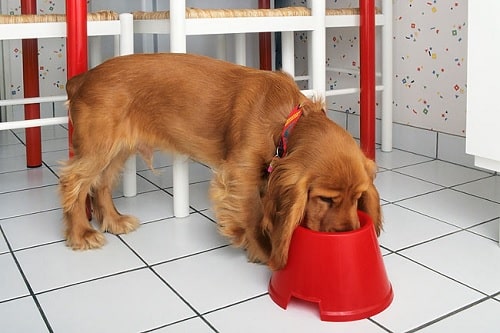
[358, 158, 382, 235]
[262, 160, 309, 270]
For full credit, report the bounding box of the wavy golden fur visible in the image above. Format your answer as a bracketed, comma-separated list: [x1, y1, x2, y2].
[59, 53, 382, 270]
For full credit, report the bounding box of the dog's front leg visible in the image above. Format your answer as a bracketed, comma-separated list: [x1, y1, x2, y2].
[209, 166, 271, 264]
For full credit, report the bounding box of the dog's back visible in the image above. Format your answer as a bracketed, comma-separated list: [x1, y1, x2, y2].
[66, 53, 303, 167]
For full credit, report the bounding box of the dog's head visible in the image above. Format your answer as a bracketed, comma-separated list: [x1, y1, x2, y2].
[262, 102, 381, 270]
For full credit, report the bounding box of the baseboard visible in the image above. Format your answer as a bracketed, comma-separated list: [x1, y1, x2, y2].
[327, 110, 476, 168]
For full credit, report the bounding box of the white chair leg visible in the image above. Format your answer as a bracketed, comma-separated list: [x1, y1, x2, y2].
[309, 0, 326, 96]
[123, 157, 137, 197]
[216, 34, 227, 60]
[281, 31, 295, 77]
[173, 154, 190, 217]
[118, 13, 138, 198]
[170, 1, 190, 217]
[235, 33, 246, 66]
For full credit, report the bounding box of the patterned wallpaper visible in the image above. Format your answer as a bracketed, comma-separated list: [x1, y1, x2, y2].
[1, 0, 468, 136]
[392, 0, 467, 136]
[322, 0, 467, 136]
[1, 0, 67, 119]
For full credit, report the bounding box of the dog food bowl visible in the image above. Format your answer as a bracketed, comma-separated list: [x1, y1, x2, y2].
[268, 211, 393, 322]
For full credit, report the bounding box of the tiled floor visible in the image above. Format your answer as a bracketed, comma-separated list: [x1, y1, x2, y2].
[1, 126, 500, 333]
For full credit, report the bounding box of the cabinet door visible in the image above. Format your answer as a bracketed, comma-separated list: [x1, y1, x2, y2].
[466, 1, 500, 171]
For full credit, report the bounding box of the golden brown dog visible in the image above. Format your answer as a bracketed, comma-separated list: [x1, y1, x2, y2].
[59, 53, 381, 270]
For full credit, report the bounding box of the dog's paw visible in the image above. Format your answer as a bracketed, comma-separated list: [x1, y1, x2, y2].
[66, 228, 106, 250]
[101, 215, 140, 235]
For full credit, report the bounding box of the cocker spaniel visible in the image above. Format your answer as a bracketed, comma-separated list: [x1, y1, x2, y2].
[59, 53, 382, 270]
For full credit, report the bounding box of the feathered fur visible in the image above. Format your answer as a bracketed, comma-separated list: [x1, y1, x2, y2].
[59, 53, 382, 270]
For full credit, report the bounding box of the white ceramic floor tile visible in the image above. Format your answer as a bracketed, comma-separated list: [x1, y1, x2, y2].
[139, 162, 213, 188]
[376, 149, 432, 170]
[112, 175, 159, 197]
[205, 294, 387, 333]
[469, 218, 500, 242]
[0, 155, 29, 173]
[398, 189, 500, 229]
[41, 138, 68, 153]
[37, 269, 195, 333]
[0, 186, 60, 220]
[0, 209, 64, 251]
[41, 125, 68, 140]
[113, 190, 175, 224]
[152, 317, 215, 333]
[121, 213, 228, 265]
[0, 253, 30, 301]
[14, 125, 68, 142]
[154, 246, 271, 314]
[378, 204, 460, 251]
[42, 149, 70, 168]
[0, 167, 58, 194]
[401, 231, 500, 295]
[454, 175, 500, 203]
[200, 208, 216, 222]
[187, 181, 212, 211]
[0, 143, 25, 159]
[3, 146, 500, 332]
[15, 235, 144, 293]
[0, 297, 48, 333]
[374, 171, 443, 202]
[371, 254, 482, 332]
[417, 298, 500, 332]
[396, 160, 490, 187]
[0, 131, 22, 145]
[0, 234, 8, 254]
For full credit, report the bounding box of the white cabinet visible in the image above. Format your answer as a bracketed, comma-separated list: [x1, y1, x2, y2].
[466, 1, 500, 171]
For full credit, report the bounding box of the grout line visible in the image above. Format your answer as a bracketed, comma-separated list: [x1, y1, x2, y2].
[139, 316, 214, 333]
[0, 225, 54, 333]
[389, 228, 464, 253]
[33, 266, 147, 297]
[117, 236, 220, 332]
[0, 206, 62, 223]
[148, 243, 231, 268]
[368, 317, 393, 333]
[395, 252, 489, 297]
[200, 292, 269, 317]
[386, 186, 448, 206]
[406, 296, 492, 333]
[450, 184, 500, 205]
[391, 202, 477, 233]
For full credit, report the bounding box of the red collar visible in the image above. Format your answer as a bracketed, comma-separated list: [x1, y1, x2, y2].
[267, 104, 303, 173]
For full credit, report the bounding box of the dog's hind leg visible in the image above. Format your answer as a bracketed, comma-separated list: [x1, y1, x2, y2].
[91, 150, 139, 235]
[59, 156, 110, 250]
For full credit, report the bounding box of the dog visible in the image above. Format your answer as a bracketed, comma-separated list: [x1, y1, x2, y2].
[59, 53, 381, 270]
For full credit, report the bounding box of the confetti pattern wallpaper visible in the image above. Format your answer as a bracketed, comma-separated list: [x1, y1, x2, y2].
[1, 0, 468, 136]
[321, 0, 467, 136]
[1, 0, 67, 119]
[392, 0, 467, 136]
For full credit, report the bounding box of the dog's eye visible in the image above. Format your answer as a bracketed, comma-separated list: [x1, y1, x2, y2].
[319, 196, 333, 205]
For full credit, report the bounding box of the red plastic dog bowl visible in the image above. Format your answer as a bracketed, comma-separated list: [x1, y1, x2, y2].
[268, 211, 393, 322]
